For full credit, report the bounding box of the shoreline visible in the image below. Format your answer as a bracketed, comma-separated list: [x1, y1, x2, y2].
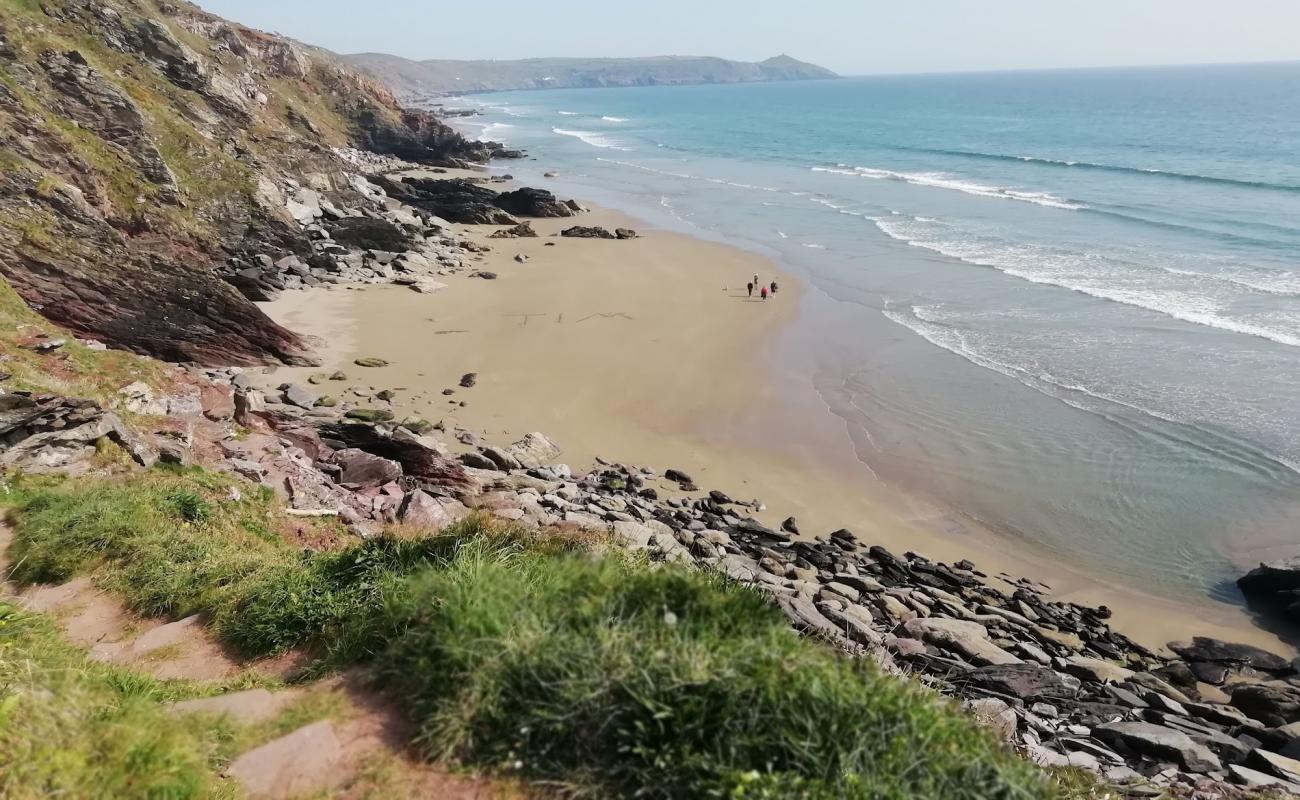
[256, 179, 1291, 657]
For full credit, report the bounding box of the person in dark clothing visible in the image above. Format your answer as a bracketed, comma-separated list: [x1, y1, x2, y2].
[747, 281, 754, 297]
[770, 280, 779, 295]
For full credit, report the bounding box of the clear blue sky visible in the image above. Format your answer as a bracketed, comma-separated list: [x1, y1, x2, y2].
[196, 0, 1300, 75]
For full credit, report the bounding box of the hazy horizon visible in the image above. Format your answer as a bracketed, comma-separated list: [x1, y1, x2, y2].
[196, 0, 1300, 76]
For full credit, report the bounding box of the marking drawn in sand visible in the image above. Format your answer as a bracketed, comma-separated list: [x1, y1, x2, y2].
[504, 313, 547, 327]
[576, 312, 633, 323]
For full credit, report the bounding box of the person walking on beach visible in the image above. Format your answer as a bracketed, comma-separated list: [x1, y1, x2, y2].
[770, 280, 779, 295]
[760, 286, 769, 301]
[753, 273, 759, 289]
[747, 281, 754, 297]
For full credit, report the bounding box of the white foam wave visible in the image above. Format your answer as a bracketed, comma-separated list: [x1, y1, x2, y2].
[552, 128, 632, 151]
[803, 243, 826, 249]
[777, 231, 789, 239]
[811, 165, 1084, 210]
[872, 215, 1300, 348]
[477, 122, 513, 143]
[601, 116, 629, 122]
[557, 110, 578, 116]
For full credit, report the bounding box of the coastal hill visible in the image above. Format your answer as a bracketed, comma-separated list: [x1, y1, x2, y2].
[0, 0, 510, 366]
[343, 52, 839, 97]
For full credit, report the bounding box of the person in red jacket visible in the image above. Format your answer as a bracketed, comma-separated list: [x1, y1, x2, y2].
[760, 286, 769, 300]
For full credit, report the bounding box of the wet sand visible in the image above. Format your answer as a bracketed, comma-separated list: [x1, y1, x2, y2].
[259, 190, 1291, 657]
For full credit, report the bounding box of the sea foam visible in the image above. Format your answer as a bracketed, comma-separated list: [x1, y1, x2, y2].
[811, 165, 1085, 210]
[552, 128, 632, 151]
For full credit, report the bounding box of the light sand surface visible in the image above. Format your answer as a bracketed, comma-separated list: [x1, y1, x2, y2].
[259, 192, 1291, 656]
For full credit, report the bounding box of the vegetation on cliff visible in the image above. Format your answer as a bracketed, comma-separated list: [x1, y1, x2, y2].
[1, 468, 1073, 799]
[0, 0, 498, 365]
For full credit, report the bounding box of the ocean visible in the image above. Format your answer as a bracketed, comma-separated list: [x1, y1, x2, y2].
[448, 62, 1300, 604]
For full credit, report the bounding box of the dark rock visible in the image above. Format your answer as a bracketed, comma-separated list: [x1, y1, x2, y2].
[953, 663, 1081, 702]
[328, 217, 412, 252]
[376, 177, 517, 225]
[1239, 559, 1300, 595]
[488, 222, 538, 239]
[344, 408, 394, 423]
[1094, 721, 1222, 773]
[315, 422, 476, 495]
[664, 468, 694, 485]
[494, 187, 575, 218]
[560, 225, 617, 239]
[459, 373, 477, 388]
[1169, 637, 1292, 674]
[781, 516, 799, 535]
[614, 227, 638, 239]
[1232, 683, 1300, 727]
[333, 448, 402, 488]
[458, 451, 498, 471]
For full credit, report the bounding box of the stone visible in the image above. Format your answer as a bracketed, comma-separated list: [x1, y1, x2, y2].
[1169, 637, 1292, 674]
[480, 445, 522, 471]
[494, 187, 576, 218]
[561, 225, 617, 239]
[225, 720, 346, 799]
[333, 448, 402, 488]
[901, 618, 1021, 666]
[506, 432, 561, 469]
[965, 698, 1018, 740]
[1094, 721, 1222, 773]
[399, 491, 467, 530]
[354, 357, 389, 368]
[228, 458, 266, 482]
[1239, 558, 1300, 595]
[955, 663, 1081, 702]
[156, 439, 191, 466]
[459, 452, 498, 471]
[459, 373, 477, 388]
[282, 384, 319, 410]
[1233, 683, 1300, 727]
[1249, 748, 1300, 784]
[1062, 656, 1135, 684]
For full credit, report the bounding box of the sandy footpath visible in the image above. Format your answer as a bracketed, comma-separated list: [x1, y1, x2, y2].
[260, 189, 1289, 655]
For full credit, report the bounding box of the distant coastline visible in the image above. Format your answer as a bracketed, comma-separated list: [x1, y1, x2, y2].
[342, 52, 838, 98]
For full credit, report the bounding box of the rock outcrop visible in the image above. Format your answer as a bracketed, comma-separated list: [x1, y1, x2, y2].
[0, 0, 508, 365]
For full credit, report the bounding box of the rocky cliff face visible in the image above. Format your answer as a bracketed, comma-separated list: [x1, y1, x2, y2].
[0, 0, 508, 365]
[344, 53, 839, 98]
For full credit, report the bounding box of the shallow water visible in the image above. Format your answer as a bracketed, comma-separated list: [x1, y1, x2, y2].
[447, 63, 1300, 604]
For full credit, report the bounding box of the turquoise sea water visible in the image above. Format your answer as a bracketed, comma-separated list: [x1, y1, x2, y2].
[451, 63, 1300, 604]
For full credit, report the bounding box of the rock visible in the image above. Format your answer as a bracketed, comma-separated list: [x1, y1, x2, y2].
[561, 225, 617, 239]
[344, 409, 394, 423]
[459, 373, 477, 388]
[156, 439, 191, 466]
[328, 216, 411, 252]
[1232, 683, 1300, 727]
[778, 595, 842, 640]
[1169, 637, 1292, 674]
[282, 384, 319, 410]
[664, 468, 694, 485]
[354, 358, 389, 368]
[1094, 721, 1222, 774]
[494, 187, 575, 218]
[1062, 656, 1135, 684]
[543, 171, 558, 178]
[1249, 749, 1300, 784]
[505, 432, 561, 469]
[1239, 558, 1300, 595]
[329, 371, 348, 381]
[955, 663, 1081, 702]
[375, 177, 517, 225]
[965, 698, 1018, 740]
[901, 618, 1021, 666]
[781, 516, 799, 534]
[514, 254, 529, 263]
[399, 491, 467, 530]
[489, 222, 538, 239]
[614, 228, 638, 239]
[1229, 763, 1300, 791]
[459, 452, 498, 471]
[228, 458, 267, 482]
[333, 448, 403, 488]
[480, 445, 522, 471]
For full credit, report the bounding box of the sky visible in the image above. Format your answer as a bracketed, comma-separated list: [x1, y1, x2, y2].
[196, 0, 1300, 76]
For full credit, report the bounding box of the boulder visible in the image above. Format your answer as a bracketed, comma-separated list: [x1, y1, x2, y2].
[1062, 656, 1135, 684]
[493, 187, 575, 218]
[328, 216, 411, 252]
[1232, 683, 1300, 727]
[615, 228, 638, 239]
[333, 448, 402, 488]
[560, 225, 617, 239]
[1239, 558, 1300, 595]
[479, 445, 522, 471]
[1168, 637, 1292, 674]
[954, 663, 1081, 702]
[506, 432, 561, 469]
[488, 222, 538, 239]
[282, 384, 319, 410]
[901, 618, 1021, 666]
[1094, 721, 1222, 773]
[399, 491, 467, 530]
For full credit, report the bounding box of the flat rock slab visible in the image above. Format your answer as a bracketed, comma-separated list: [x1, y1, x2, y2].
[170, 688, 301, 725]
[226, 720, 348, 799]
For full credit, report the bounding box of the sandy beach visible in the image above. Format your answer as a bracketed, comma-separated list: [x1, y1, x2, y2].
[258, 175, 1291, 657]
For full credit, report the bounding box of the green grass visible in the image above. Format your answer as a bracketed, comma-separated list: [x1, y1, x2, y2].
[0, 602, 237, 799]
[4, 470, 1083, 798]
